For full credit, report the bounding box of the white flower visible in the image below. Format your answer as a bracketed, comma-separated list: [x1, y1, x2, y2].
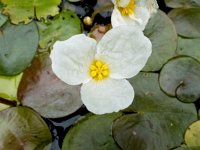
[50, 25, 152, 114]
[111, 0, 159, 30]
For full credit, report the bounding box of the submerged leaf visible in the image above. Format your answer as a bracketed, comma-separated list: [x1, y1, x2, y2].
[62, 113, 122, 150]
[0, 22, 39, 76]
[0, 106, 52, 150]
[18, 54, 83, 118]
[1, 0, 61, 24]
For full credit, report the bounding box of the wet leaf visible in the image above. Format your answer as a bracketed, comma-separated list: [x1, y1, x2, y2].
[0, 73, 22, 101]
[112, 73, 197, 150]
[37, 10, 82, 49]
[176, 36, 200, 62]
[165, 0, 200, 8]
[185, 120, 200, 150]
[62, 113, 122, 150]
[143, 10, 177, 71]
[0, 22, 39, 76]
[0, 4, 7, 27]
[18, 53, 83, 118]
[159, 57, 200, 103]
[174, 146, 191, 150]
[168, 8, 200, 38]
[1, 0, 61, 24]
[0, 103, 10, 111]
[0, 106, 52, 150]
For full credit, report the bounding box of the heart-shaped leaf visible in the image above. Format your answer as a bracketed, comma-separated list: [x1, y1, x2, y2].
[143, 10, 177, 71]
[168, 8, 200, 38]
[176, 36, 200, 62]
[0, 22, 39, 76]
[37, 10, 82, 49]
[159, 57, 200, 103]
[185, 120, 200, 150]
[165, 0, 200, 8]
[1, 0, 61, 24]
[62, 113, 122, 150]
[0, 73, 22, 101]
[112, 73, 197, 150]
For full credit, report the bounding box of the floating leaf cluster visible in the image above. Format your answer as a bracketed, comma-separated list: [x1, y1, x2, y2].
[0, 0, 200, 150]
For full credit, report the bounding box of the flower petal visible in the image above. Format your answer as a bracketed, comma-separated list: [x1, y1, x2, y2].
[111, 6, 150, 30]
[50, 34, 97, 85]
[111, 7, 142, 30]
[96, 25, 152, 79]
[111, 0, 156, 30]
[81, 78, 134, 114]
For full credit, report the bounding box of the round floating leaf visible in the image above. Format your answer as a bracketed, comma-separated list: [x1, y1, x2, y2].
[0, 4, 7, 27]
[165, 0, 200, 8]
[1, 0, 61, 24]
[159, 57, 200, 103]
[176, 36, 200, 62]
[143, 10, 177, 71]
[0, 73, 22, 101]
[174, 146, 191, 150]
[0, 3, 8, 27]
[112, 73, 197, 150]
[0, 106, 52, 150]
[18, 54, 83, 118]
[0, 22, 39, 76]
[62, 113, 122, 150]
[0, 14, 7, 27]
[168, 8, 200, 38]
[37, 10, 82, 49]
[0, 103, 10, 111]
[185, 120, 200, 150]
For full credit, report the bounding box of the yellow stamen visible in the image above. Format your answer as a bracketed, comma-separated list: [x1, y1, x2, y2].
[117, 0, 136, 16]
[89, 60, 109, 81]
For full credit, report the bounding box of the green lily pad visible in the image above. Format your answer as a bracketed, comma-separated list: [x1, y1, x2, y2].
[112, 73, 197, 150]
[176, 36, 200, 62]
[62, 113, 122, 150]
[0, 73, 22, 101]
[165, 0, 200, 8]
[0, 103, 10, 111]
[0, 106, 52, 150]
[185, 120, 200, 150]
[168, 8, 200, 38]
[172, 145, 190, 150]
[1, 0, 61, 24]
[18, 54, 83, 118]
[143, 10, 177, 71]
[37, 10, 82, 49]
[159, 57, 200, 103]
[0, 4, 7, 27]
[0, 22, 39, 76]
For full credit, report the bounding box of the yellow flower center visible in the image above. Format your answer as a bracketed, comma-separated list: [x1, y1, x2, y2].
[117, 0, 136, 16]
[89, 60, 109, 80]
